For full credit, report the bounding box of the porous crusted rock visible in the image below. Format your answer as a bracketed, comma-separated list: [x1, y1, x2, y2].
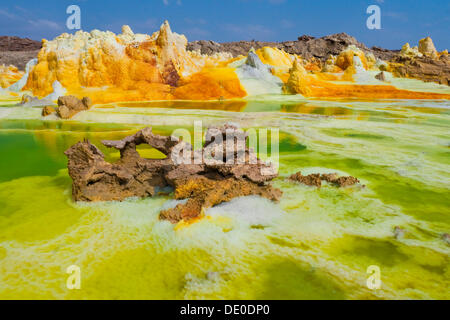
[329, 176, 360, 187]
[65, 125, 281, 223]
[289, 172, 360, 188]
[289, 172, 322, 187]
[159, 176, 282, 223]
[65, 127, 179, 201]
[56, 95, 92, 119]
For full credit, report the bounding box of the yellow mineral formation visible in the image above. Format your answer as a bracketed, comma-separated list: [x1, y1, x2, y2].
[335, 45, 368, 71]
[254, 47, 295, 81]
[418, 37, 438, 59]
[401, 43, 422, 58]
[283, 57, 450, 100]
[22, 21, 238, 103]
[283, 59, 312, 96]
[256, 47, 293, 68]
[0, 65, 24, 88]
[173, 67, 246, 100]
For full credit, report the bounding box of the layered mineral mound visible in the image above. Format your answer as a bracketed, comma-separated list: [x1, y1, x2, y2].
[23, 21, 244, 103]
[65, 125, 281, 223]
[0, 65, 23, 88]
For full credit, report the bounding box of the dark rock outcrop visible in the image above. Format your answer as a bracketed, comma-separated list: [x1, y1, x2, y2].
[188, 33, 370, 61]
[289, 172, 322, 187]
[370, 46, 400, 62]
[0, 36, 41, 51]
[0, 36, 41, 70]
[65, 125, 281, 223]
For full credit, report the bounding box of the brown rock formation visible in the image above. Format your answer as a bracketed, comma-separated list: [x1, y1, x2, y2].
[0, 36, 41, 51]
[289, 172, 360, 188]
[390, 54, 450, 85]
[289, 172, 322, 187]
[65, 125, 281, 223]
[56, 96, 92, 119]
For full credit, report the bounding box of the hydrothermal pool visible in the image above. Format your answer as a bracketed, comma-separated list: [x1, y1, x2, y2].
[0, 98, 449, 300]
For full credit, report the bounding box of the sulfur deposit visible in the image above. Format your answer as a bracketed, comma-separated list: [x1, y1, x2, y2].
[0, 65, 23, 88]
[23, 21, 245, 103]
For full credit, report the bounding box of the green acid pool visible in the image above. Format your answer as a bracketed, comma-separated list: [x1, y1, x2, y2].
[0, 98, 449, 300]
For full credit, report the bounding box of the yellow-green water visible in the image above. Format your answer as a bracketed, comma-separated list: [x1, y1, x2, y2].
[0, 98, 449, 299]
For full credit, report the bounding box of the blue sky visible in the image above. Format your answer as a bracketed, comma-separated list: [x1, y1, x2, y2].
[0, 0, 449, 50]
